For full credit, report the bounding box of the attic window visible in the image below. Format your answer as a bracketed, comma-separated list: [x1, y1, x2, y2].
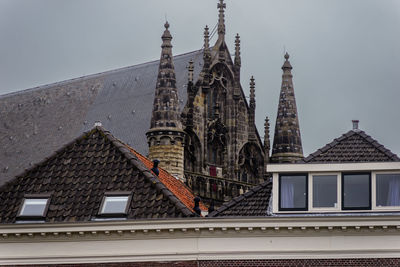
[99, 192, 131, 216]
[18, 196, 50, 218]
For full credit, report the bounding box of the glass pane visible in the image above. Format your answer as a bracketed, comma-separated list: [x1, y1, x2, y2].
[376, 174, 400, 206]
[101, 196, 129, 214]
[280, 175, 307, 210]
[343, 174, 370, 209]
[20, 199, 48, 216]
[313, 175, 337, 208]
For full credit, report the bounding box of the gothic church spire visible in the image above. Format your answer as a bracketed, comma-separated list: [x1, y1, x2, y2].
[271, 53, 304, 163]
[149, 22, 181, 130]
[147, 22, 185, 180]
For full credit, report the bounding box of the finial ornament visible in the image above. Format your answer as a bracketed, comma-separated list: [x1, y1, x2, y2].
[234, 33, 241, 66]
[217, 0, 226, 37]
[250, 76, 255, 94]
[284, 52, 290, 60]
[164, 21, 170, 29]
[204, 25, 210, 49]
[188, 59, 194, 83]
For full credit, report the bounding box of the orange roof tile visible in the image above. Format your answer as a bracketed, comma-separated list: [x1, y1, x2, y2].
[127, 146, 207, 213]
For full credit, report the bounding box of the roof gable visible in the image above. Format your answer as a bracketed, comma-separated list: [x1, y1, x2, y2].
[209, 181, 272, 217]
[303, 130, 400, 163]
[0, 127, 195, 223]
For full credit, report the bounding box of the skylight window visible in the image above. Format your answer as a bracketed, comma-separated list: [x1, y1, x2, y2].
[99, 193, 131, 216]
[19, 198, 49, 218]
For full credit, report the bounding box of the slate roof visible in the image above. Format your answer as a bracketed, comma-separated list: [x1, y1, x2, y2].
[0, 126, 201, 223]
[209, 181, 272, 217]
[302, 130, 400, 163]
[0, 50, 204, 187]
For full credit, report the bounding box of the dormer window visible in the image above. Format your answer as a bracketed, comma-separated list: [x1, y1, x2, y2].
[18, 195, 50, 219]
[99, 192, 132, 216]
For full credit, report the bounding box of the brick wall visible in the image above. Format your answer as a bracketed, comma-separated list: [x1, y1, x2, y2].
[13, 258, 400, 267]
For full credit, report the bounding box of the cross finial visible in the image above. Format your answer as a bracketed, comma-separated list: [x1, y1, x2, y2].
[217, 0, 226, 37]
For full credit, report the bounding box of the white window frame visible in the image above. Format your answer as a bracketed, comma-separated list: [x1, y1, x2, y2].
[18, 198, 50, 218]
[373, 171, 400, 211]
[309, 172, 341, 212]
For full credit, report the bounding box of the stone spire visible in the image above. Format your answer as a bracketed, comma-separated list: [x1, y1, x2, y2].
[248, 76, 256, 141]
[147, 22, 185, 180]
[233, 34, 241, 98]
[264, 116, 270, 162]
[202, 26, 211, 94]
[234, 34, 241, 67]
[217, 0, 226, 39]
[271, 52, 304, 163]
[149, 21, 181, 130]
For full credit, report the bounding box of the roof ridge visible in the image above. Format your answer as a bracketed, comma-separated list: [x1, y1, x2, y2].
[0, 49, 204, 100]
[97, 127, 195, 217]
[209, 180, 272, 217]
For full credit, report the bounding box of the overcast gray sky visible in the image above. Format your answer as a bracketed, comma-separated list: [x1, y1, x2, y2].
[1, 0, 399, 157]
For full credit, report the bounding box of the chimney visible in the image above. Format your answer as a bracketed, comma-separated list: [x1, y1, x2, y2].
[193, 196, 201, 216]
[352, 120, 359, 131]
[151, 159, 160, 176]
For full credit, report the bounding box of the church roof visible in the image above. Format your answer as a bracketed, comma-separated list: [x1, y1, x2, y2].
[302, 129, 400, 163]
[0, 126, 200, 223]
[0, 50, 204, 187]
[209, 180, 272, 217]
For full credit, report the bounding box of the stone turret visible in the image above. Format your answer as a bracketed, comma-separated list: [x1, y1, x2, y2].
[270, 52, 304, 163]
[146, 22, 185, 180]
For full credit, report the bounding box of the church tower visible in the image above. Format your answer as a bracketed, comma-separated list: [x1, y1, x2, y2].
[146, 22, 185, 180]
[271, 53, 304, 163]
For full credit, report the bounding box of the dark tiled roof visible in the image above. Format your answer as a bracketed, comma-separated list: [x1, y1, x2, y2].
[209, 181, 272, 217]
[0, 126, 196, 223]
[303, 130, 400, 163]
[0, 50, 204, 187]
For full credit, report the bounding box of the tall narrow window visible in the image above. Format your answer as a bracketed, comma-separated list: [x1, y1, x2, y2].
[342, 173, 370, 210]
[376, 173, 400, 207]
[279, 174, 307, 211]
[313, 175, 337, 208]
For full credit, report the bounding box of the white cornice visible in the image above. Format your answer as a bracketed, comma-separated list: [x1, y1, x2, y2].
[267, 162, 400, 173]
[1, 216, 400, 239]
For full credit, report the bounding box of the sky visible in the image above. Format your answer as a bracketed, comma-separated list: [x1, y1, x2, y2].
[0, 0, 399, 157]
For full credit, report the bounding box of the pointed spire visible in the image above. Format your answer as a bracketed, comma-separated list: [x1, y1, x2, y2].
[271, 53, 304, 163]
[217, 0, 226, 39]
[204, 25, 210, 50]
[149, 22, 182, 130]
[264, 116, 270, 162]
[249, 76, 255, 108]
[248, 76, 256, 141]
[264, 116, 270, 151]
[234, 33, 241, 67]
[188, 59, 194, 83]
